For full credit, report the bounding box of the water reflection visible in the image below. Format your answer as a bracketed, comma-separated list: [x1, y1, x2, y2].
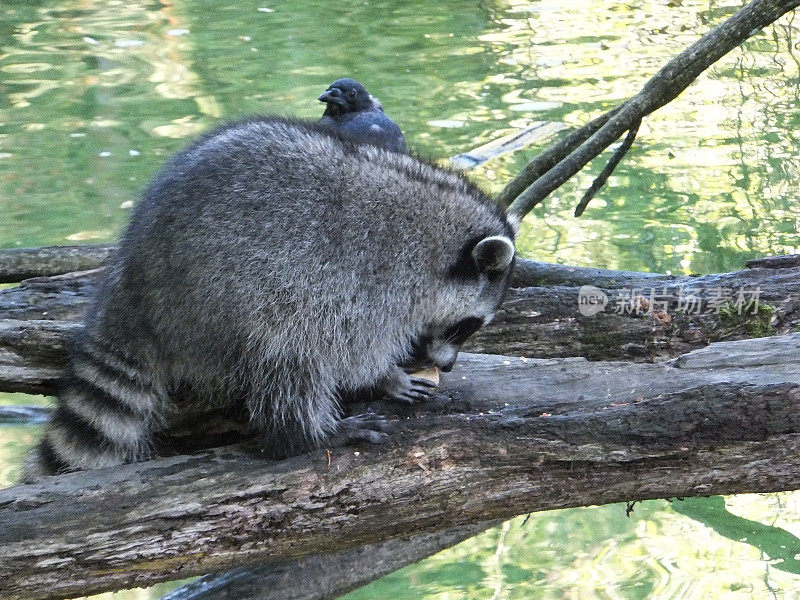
[345, 497, 800, 600]
[3, 1, 798, 270]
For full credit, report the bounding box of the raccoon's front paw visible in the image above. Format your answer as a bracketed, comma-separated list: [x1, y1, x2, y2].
[377, 366, 438, 405]
[335, 413, 395, 445]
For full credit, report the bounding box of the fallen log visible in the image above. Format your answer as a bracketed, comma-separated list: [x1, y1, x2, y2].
[2, 249, 799, 395]
[0, 319, 80, 395]
[470, 262, 800, 360]
[0, 256, 671, 323]
[2, 335, 799, 600]
[745, 254, 800, 269]
[0, 245, 113, 285]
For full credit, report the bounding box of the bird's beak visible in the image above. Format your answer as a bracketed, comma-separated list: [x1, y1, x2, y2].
[318, 89, 346, 106]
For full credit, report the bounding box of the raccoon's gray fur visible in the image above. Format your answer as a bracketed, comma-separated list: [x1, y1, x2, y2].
[24, 117, 515, 480]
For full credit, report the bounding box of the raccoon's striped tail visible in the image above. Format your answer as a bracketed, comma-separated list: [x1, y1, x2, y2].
[23, 336, 163, 482]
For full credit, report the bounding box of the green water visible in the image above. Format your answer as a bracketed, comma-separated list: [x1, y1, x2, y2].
[2, 0, 800, 598]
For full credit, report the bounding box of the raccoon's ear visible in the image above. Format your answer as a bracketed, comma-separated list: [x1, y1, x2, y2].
[505, 213, 521, 237]
[472, 235, 515, 273]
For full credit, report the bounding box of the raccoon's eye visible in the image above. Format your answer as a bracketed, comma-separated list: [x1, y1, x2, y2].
[441, 317, 484, 346]
[402, 333, 433, 368]
[486, 268, 506, 284]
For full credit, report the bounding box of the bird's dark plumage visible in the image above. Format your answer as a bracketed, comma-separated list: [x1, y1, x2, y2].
[318, 78, 407, 153]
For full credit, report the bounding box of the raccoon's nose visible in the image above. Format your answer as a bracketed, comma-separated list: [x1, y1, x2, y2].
[439, 359, 456, 373]
[430, 342, 459, 372]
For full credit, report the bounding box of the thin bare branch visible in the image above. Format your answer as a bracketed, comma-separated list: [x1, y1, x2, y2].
[494, 106, 623, 209]
[503, 0, 800, 218]
[574, 118, 641, 217]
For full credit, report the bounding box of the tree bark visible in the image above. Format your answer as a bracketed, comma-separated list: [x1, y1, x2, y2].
[469, 262, 800, 360]
[0, 245, 113, 284]
[1, 336, 799, 600]
[746, 254, 800, 269]
[0, 319, 80, 395]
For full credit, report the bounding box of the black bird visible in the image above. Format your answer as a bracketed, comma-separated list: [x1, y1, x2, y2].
[318, 78, 407, 153]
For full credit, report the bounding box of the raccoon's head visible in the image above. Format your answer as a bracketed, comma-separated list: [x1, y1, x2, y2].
[406, 233, 515, 372]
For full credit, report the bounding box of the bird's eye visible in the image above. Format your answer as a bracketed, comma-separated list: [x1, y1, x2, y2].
[349, 90, 356, 97]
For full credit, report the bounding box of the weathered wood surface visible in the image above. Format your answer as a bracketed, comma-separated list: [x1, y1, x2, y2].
[0, 245, 113, 284]
[1, 244, 798, 600]
[2, 335, 800, 600]
[746, 254, 800, 269]
[2, 248, 799, 395]
[470, 262, 800, 360]
[0, 319, 80, 395]
[0, 255, 672, 322]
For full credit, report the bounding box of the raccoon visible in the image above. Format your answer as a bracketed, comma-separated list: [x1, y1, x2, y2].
[24, 117, 515, 480]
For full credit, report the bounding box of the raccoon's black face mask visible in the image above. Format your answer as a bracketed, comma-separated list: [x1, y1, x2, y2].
[405, 316, 485, 372]
[407, 234, 515, 372]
